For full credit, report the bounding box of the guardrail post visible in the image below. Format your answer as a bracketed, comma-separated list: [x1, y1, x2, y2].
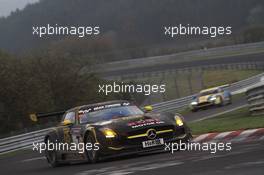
[246, 84, 264, 116]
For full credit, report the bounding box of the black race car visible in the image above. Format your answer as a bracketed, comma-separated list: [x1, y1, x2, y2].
[30, 100, 192, 167]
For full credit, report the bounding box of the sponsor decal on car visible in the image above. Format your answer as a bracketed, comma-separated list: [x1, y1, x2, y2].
[128, 119, 164, 128]
[79, 102, 130, 114]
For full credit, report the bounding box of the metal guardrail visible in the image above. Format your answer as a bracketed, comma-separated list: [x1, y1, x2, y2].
[0, 128, 50, 154]
[91, 41, 264, 73]
[0, 72, 264, 155]
[246, 84, 264, 115]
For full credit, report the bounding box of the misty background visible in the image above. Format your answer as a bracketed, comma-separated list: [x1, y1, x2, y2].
[0, 0, 39, 17]
[0, 0, 263, 60]
[0, 0, 264, 136]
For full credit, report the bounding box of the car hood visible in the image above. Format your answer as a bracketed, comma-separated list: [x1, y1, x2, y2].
[91, 113, 174, 134]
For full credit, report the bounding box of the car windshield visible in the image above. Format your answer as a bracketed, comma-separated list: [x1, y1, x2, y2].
[79, 105, 144, 124]
[200, 89, 219, 96]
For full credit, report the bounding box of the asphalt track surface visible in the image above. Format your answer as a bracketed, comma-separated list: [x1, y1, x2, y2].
[1, 97, 263, 175]
[101, 52, 264, 77]
[1, 140, 263, 175]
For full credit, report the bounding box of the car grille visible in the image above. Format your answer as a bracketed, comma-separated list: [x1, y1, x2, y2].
[120, 126, 185, 146]
[126, 125, 173, 137]
[197, 102, 211, 107]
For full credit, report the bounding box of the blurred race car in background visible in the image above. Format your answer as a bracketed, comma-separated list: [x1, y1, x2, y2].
[30, 100, 192, 167]
[189, 86, 232, 112]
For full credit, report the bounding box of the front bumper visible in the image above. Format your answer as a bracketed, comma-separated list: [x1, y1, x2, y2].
[98, 127, 191, 156]
[190, 100, 221, 110]
[193, 101, 214, 109]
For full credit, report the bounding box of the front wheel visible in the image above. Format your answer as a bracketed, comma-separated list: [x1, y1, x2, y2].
[187, 133, 193, 142]
[215, 96, 223, 106]
[45, 137, 60, 168]
[85, 133, 100, 163]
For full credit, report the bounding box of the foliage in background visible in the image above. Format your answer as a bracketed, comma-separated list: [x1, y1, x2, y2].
[0, 50, 143, 136]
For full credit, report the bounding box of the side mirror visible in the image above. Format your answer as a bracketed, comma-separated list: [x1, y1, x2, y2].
[61, 119, 73, 126]
[144, 105, 153, 112]
[30, 113, 38, 122]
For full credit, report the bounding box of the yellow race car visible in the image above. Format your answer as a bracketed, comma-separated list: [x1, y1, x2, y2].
[189, 86, 232, 112]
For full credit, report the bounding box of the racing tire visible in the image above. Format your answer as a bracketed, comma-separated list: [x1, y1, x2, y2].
[85, 133, 100, 163]
[191, 108, 198, 112]
[215, 96, 224, 107]
[228, 96, 232, 105]
[45, 137, 60, 168]
[185, 133, 193, 142]
[173, 133, 193, 151]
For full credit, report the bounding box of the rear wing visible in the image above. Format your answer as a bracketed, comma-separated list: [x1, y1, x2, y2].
[30, 111, 65, 122]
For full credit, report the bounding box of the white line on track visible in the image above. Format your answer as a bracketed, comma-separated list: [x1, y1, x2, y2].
[21, 156, 45, 163]
[75, 161, 183, 175]
[225, 160, 264, 169]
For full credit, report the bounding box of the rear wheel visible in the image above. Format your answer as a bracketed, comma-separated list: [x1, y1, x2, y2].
[215, 96, 223, 106]
[228, 96, 232, 105]
[45, 137, 60, 168]
[85, 133, 100, 163]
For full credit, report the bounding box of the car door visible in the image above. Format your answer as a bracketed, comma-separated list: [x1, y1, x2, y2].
[68, 110, 85, 156]
[60, 111, 84, 157]
[69, 110, 83, 146]
[60, 111, 86, 156]
[61, 111, 76, 144]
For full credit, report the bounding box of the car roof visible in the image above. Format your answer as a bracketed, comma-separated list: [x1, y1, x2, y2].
[67, 100, 130, 112]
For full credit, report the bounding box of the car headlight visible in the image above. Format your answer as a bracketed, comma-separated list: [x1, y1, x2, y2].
[209, 97, 217, 101]
[191, 101, 198, 105]
[102, 128, 117, 138]
[174, 116, 184, 126]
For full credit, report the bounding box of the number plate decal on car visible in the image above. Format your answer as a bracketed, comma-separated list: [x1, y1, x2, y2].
[142, 138, 164, 148]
